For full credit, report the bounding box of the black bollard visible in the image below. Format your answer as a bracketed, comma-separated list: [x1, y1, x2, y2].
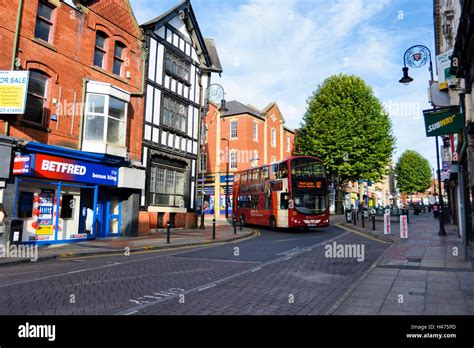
[239, 216, 243, 231]
[361, 212, 365, 228]
[233, 218, 237, 235]
[166, 221, 171, 244]
[372, 213, 376, 231]
[212, 218, 216, 240]
[353, 211, 356, 226]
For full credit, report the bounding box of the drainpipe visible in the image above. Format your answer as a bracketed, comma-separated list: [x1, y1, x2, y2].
[77, 77, 89, 150]
[6, 0, 25, 136]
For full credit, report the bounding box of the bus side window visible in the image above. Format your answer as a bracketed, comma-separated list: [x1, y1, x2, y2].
[280, 193, 289, 210]
[270, 164, 278, 180]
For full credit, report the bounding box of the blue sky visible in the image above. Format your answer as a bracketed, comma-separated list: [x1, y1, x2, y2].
[130, 0, 438, 171]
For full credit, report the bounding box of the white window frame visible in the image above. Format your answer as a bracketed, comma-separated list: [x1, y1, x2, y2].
[287, 136, 291, 152]
[84, 93, 128, 147]
[230, 120, 238, 139]
[271, 128, 276, 148]
[230, 150, 238, 170]
[253, 122, 258, 142]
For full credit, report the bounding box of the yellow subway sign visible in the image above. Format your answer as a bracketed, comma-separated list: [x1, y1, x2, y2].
[0, 71, 30, 114]
[423, 107, 463, 137]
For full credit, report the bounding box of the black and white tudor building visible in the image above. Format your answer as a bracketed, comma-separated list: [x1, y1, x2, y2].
[140, 1, 222, 225]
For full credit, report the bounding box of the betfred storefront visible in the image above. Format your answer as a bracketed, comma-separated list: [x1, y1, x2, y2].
[8, 142, 144, 244]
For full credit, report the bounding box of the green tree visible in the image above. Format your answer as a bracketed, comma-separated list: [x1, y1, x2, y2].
[295, 74, 395, 212]
[395, 150, 432, 195]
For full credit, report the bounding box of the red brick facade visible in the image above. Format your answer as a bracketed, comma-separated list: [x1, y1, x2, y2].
[0, 0, 144, 161]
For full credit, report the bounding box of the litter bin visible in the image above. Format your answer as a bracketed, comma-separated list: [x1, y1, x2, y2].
[401, 209, 409, 224]
[345, 209, 353, 223]
[5, 218, 24, 245]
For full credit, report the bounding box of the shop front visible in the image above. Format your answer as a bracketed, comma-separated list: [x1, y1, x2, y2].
[8, 143, 143, 244]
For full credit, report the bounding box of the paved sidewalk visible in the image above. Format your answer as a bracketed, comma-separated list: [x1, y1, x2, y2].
[0, 221, 255, 266]
[332, 212, 474, 315]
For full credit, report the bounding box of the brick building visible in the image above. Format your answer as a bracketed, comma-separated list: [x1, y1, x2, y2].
[0, 0, 146, 244]
[199, 100, 295, 217]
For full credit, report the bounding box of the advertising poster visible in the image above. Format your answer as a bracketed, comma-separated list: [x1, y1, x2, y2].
[36, 190, 54, 236]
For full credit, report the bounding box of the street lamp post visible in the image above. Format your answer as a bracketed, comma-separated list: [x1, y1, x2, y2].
[199, 84, 228, 229]
[221, 137, 230, 219]
[399, 45, 446, 236]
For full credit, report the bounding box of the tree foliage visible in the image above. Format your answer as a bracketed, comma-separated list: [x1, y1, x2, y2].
[395, 150, 432, 194]
[295, 74, 395, 182]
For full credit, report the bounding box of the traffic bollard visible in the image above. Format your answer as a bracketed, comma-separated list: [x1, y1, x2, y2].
[361, 212, 365, 228]
[166, 221, 171, 244]
[239, 217, 243, 231]
[352, 211, 356, 226]
[212, 218, 216, 240]
[372, 214, 376, 231]
[233, 218, 237, 235]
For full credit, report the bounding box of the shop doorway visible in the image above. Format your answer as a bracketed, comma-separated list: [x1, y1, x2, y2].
[97, 190, 122, 238]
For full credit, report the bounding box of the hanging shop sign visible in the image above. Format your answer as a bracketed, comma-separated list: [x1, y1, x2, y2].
[13, 154, 119, 186]
[436, 49, 456, 90]
[423, 107, 463, 137]
[0, 71, 29, 114]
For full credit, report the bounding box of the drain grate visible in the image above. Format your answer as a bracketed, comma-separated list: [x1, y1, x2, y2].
[406, 257, 422, 262]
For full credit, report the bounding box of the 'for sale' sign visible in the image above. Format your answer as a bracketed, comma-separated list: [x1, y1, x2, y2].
[0, 71, 29, 114]
[384, 210, 391, 235]
[400, 215, 408, 239]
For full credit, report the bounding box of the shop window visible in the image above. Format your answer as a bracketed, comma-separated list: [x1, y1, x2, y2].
[35, 1, 54, 43]
[24, 71, 49, 125]
[84, 93, 127, 147]
[94, 31, 108, 68]
[113, 42, 126, 76]
[162, 96, 187, 133]
[60, 195, 74, 219]
[18, 192, 34, 218]
[164, 50, 190, 83]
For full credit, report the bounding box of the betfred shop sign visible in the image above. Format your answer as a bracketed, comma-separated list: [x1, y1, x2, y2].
[13, 154, 118, 186]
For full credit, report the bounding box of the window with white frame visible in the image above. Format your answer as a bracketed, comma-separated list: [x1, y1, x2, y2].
[84, 94, 127, 146]
[287, 136, 291, 152]
[230, 151, 237, 169]
[253, 122, 258, 142]
[230, 120, 238, 139]
[162, 96, 187, 133]
[253, 150, 259, 166]
[271, 128, 276, 148]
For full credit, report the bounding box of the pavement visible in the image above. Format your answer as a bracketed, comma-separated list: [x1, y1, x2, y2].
[0, 217, 255, 266]
[331, 210, 474, 315]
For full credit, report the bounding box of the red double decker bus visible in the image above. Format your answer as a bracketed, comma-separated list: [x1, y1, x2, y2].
[233, 156, 329, 230]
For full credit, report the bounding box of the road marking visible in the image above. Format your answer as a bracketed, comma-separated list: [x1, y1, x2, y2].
[251, 267, 261, 272]
[115, 231, 349, 316]
[198, 284, 217, 291]
[125, 311, 138, 316]
[335, 223, 392, 244]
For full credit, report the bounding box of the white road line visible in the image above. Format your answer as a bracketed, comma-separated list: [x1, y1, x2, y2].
[251, 267, 261, 272]
[198, 284, 217, 291]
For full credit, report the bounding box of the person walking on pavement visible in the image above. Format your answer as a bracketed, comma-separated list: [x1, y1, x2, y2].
[433, 203, 439, 218]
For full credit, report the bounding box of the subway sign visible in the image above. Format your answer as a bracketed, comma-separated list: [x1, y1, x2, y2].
[13, 154, 118, 186]
[423, 107, 463, 137]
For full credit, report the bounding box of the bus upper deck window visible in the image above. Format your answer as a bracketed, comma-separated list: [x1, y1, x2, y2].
[279, 162, 288, 178]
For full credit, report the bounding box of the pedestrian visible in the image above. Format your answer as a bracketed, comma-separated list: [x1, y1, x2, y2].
[433, 203, 439, 218]
[0, 203, 6, 237]
[428, 204, 432, 214]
